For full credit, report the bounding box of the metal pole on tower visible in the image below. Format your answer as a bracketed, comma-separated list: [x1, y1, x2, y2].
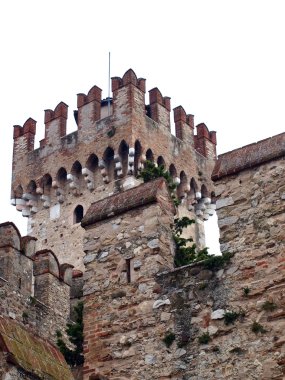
[108, 52, 111, 116]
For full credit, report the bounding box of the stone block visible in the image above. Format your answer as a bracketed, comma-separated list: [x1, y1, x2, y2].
[216, 197, 234, 210]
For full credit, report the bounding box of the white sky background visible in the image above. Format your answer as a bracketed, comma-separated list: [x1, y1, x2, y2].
[1, 0, 284, 254]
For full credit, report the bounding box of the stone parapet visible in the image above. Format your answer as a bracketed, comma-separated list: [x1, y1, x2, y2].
[81, 178, 175, 227]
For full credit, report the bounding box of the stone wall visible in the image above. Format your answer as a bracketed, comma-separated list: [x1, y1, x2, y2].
[80, 132, 285, 380]
[204, 134, 285, 379]
[81, 179, 177, 379]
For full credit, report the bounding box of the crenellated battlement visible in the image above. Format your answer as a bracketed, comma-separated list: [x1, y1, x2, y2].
[11, 68, 217, 269]
[194, 122, 217, 158]
[111, 68, 146, 92]
[12, 68, 216, 160]
[0, 221, 79, 344]
[0, 221, 73, 291]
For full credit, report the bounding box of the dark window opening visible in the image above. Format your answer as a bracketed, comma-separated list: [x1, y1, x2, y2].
[126, 259, 131, 283]
[74, 205, 84, 224]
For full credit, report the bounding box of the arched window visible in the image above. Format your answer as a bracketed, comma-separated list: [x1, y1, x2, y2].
[134, 140, 142, 175]
[177, 171, 188, 198]
[118, 140, 129, 177]
[103, 147, 115, 181]
[169, 164, 177, 179]
[157, 156, 165, 168]
[74, 205, 84, 224]
[42, 174, 52, 195]
[57, 167, 67, 187]
[146, 148, 154, 162]
[86, 154, 98, 172]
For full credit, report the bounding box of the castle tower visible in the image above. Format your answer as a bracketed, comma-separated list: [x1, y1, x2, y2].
[11, 69, 217, 270]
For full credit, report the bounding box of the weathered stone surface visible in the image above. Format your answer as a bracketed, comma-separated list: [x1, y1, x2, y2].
[83, 253, 96, 264]
[145, 354, 156, 365]
[160, 312, 171, 322]
[153, 299, 171, 309]
[211, 309, 225, 319]
[216, 197, 234, 209]
[218, 216, 238, 228]
[82, 189, 176, 379]
[147, 238, 160, 250]
[133, 259, 142, 269]
[210, 144, 285, 380]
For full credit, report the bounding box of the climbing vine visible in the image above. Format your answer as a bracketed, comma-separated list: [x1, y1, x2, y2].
[138, 160, 233, 268]
[56, 302, 84, 367]
[172, 216, 209, 267]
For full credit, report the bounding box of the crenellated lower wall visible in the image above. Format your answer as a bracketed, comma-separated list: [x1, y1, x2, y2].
[0, 222, 74, 345]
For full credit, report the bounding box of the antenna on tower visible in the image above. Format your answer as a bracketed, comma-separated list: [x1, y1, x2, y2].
[108, 52, 111, 116]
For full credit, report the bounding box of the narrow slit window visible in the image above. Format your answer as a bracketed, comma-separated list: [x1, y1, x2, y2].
[126, 259, 131, 283]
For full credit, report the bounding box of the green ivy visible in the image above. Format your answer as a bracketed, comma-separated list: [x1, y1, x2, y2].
[262, 301, 277, 312]
[138, 160, 177, 193]
[224, 311, 239, 325]
[138, 161, 232, 268]
[56, 302, 84, 367]
[251, 321, 266, 335]
[173, 216, 209, 267]
[173, 216, 234, 268]
[198, 332, 211, 344]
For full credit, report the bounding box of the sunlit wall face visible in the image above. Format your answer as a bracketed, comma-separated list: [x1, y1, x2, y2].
[204, 212, 221, 256]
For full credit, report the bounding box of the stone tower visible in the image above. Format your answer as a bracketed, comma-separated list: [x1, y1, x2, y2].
[11, 69, 217, 270]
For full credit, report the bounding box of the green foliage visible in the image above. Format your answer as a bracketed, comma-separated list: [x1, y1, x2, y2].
[198, 332, 211, 344]
[251, 321, 266, 335]
[172, 216, 195, 235]
[224, 311, 239, 325]
[138, 160, 177, 192]
[138, 161, 233, 269]
[173, 216, 209, 267]
[243, 287, 250, 297]
[173, 216, 233, 268]
[163, 331, 176, 348]
[262, 301, 277, 312]
[56, 302, 84, 367]
[203, 252, 234, 270]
